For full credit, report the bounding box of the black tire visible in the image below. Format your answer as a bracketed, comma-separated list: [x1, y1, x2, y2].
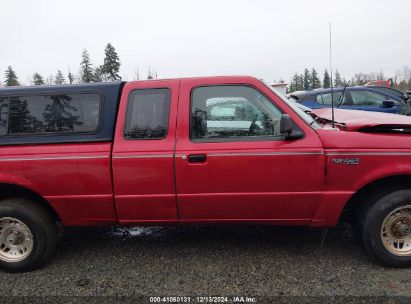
[360, 189, 411, 267]
[0, 198, 57, 272]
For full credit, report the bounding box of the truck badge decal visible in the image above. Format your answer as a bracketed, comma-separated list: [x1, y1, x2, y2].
[331, 158, 360, 165]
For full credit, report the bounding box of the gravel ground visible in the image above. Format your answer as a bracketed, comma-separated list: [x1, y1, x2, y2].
[1, 223, 411, 303]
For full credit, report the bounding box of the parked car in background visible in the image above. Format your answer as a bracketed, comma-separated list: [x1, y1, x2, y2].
[366, 86, 410, 101]
[288, 86, 411, 115]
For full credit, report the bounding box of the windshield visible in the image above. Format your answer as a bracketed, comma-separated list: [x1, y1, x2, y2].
[262, 81, 319, 128]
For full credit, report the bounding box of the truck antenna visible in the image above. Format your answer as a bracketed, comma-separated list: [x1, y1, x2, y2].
[329, 22, 335, 128]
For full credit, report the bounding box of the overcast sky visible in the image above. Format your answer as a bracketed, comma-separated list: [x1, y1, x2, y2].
[1, 0, 410, 84]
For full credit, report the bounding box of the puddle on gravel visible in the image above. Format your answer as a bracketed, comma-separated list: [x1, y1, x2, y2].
[109, 226, 164, 238]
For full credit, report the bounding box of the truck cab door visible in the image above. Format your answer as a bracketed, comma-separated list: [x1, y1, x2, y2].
[112, 80, 179, 223]
[174, 77, 324, 224]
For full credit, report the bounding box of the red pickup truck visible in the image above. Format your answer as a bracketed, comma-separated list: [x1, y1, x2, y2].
[0, 76, 411, 272]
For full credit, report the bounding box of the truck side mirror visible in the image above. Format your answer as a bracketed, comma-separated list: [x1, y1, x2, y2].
[382, 100, 395, 108]
[280, 114, 304, 140]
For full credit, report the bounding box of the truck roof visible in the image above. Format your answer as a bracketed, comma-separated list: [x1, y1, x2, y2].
[0, 82, 124, 95]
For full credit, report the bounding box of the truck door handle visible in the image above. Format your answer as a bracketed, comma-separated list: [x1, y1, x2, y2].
[188, 154, 207, 163]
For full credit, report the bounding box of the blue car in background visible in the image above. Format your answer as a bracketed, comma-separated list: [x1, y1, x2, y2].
[288, 86, 410, 115]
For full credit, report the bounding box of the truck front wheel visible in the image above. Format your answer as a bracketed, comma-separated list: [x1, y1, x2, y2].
[0, 198, 57, 272]
[361, 189, 411, 267]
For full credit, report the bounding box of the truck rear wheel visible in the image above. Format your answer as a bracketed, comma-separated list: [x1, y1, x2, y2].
[361, 189, 411, 267]
[0, 198, 57, 272]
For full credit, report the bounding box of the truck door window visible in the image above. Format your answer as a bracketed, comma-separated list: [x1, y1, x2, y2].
[124, 88, 171, 139]
[191, 86, 283, 142]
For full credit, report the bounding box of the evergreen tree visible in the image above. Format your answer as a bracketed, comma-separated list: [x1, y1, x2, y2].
[55, 70, 66, 85]
[323, 69, 331, 88]
[93, 66, 103, 82]
[102, 43, 121, 81]
[293, 74, 299, 91]
[334, 70, 343, 87]
[9, 98, 43, 133]
[43, 95, 82, 132]
[290, 73, 299, 92]
[289, 77, 295, 93]
[298, 74, 304, 91]
[80, 49, 94, 83]
[303, 69, 310, 90]
[32, 72, 45, 85]
[4, 66, 19, 86]
[68, 72, 74, 84]
[310, 68, 321, 89]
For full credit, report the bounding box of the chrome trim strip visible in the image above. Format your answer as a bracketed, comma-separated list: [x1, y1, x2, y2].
[326, 152, 411, 156]
[0, 155, 109, 162]
[208, 152, 323, 157]
[113, 154, 174, 159]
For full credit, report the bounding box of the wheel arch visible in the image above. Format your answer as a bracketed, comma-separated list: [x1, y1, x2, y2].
[0, 183, 61, 223]
[340, 174, 411, 223]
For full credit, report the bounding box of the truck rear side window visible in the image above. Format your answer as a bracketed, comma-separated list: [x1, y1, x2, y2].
[0, 93, 101, 136]
[124, 88, 171, 140]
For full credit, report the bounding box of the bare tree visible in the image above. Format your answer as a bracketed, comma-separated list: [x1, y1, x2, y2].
[134, 68, 140, 80]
